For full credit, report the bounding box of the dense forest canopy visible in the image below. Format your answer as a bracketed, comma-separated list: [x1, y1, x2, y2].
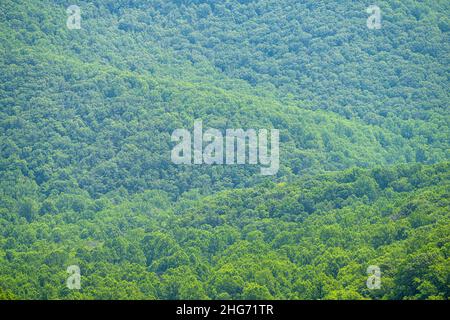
[0, 0, 449, 299]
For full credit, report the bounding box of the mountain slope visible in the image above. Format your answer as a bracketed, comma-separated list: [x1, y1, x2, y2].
[1, 0, 448, 198]
[0, 0, 449, 300]
[0, 163, 448, 299]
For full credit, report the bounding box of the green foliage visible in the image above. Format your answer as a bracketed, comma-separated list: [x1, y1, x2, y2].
[0, 0, 449, 300]
[0, 163, 449, 299]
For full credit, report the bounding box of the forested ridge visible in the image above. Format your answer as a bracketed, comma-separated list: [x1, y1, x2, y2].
[1, 163, 449, 299]
[0, 0, 449, 299]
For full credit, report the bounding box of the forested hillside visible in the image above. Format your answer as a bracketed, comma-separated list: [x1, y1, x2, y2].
[0, 0, 449, 300]
[1, 163, 449, 299]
